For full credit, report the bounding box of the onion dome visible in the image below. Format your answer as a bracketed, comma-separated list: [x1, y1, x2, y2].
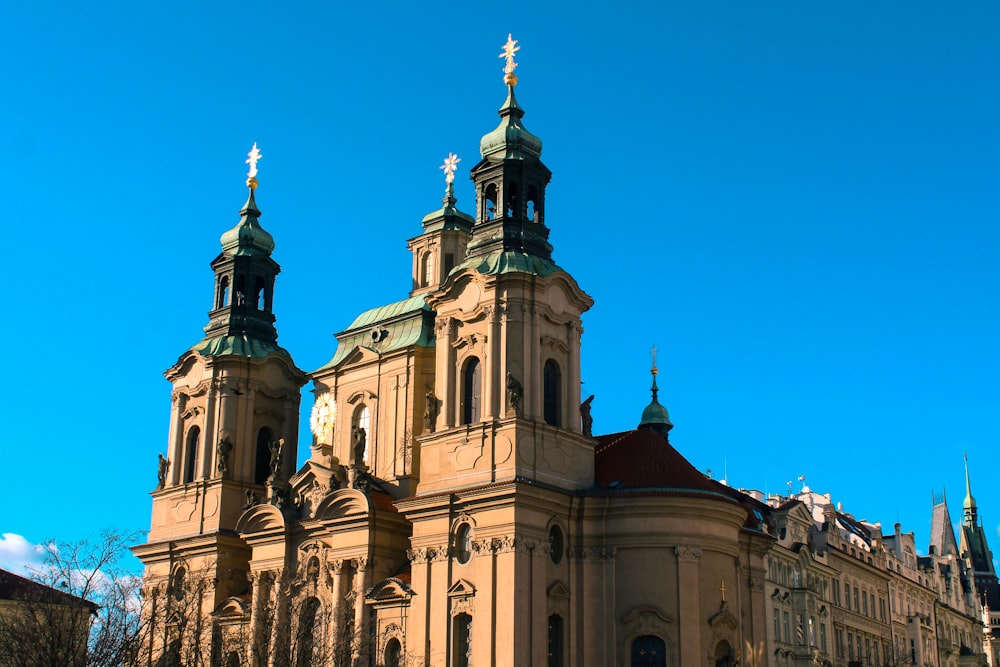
[220, 189, 275, 256]
[479, 86, 543, 160]
[638, 355, 673, 438]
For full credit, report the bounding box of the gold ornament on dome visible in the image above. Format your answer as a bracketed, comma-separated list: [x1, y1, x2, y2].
[310, 392, 336, 438]
[245, 142, 262, 189]
[499, 33, 520, 86]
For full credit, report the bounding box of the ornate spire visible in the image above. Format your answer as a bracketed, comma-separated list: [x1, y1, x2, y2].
[421, 153, 473, 230]
[964, 451, 979, 526]
[499, 33, 520, 87]
[639, 346, 673, 437]
[201, 143, 282, 348]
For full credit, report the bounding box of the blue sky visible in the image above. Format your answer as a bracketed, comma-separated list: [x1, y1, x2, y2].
[2, 2, 998, 572]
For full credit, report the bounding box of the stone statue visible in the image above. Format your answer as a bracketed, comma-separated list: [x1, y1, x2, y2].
[352, 427, 367, 466]
[243, 489, 258, 510]
[268, 438, 284, 480]
[156, 454, 170, 489]
[580, 394, 595, 437]
[506, 371, 522, 416]
[216, 435, 232, 477]
[424, 385, 438, 433]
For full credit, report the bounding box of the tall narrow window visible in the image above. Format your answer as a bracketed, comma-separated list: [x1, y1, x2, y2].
[352, 405, 370, 464]
[253, 277, 265, 310]
[462, 358, 482, 424]
[421, 252, 434, 287]
[547, 615, 564, 667]
[255, 427, 274, 485]
[217, 275, 230, 309]
[453, 613, 472, 667]
[543, 360, 561, 426]
[630, 635, 666, 667]
[184, 426, 200, 483]
[295, 597, 322, 667]
[444, 253, 455, 276]
[384, 639, 402, 667]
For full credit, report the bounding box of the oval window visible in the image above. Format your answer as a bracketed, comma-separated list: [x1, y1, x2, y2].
[549, 525, 564, 565]
[455, 523, 472, 564]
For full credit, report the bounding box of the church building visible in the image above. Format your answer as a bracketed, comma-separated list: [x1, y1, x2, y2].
[133, 36, 994, 667]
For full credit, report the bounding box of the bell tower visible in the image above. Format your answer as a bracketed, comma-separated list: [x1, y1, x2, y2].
[417, 35, 594, 492]
[134, 145, 307, 632]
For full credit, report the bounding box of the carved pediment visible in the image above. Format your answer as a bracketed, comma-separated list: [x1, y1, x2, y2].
[448, 579, 476, 598]
[213, 597, 250, 618]
[315, 488, 370, 521]
[236, 502, 287, 535]
[547, 580, 570, 600]
[367, 577, 415, 603]
[708, 603, 739, 640]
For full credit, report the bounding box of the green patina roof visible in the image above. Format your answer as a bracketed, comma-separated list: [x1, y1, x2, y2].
[190, 335, 293, 360]
[317, 295, 435, 371]
[454, 250, 561, 277]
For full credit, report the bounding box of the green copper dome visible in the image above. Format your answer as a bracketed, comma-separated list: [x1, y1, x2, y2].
[220, 190, 275, 256]
[480, 86, 543, 160]
[638, 372, 673, 438]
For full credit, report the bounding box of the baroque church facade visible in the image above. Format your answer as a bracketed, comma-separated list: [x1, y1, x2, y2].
[134, 37, 998, 667]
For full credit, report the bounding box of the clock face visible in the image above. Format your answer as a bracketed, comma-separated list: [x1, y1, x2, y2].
[310, 393, 336, 438]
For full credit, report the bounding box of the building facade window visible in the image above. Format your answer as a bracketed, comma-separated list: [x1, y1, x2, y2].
[549, 525, 564, 565]
[462, 358, 482, 424]
[184, 426, 200, 483]
[352, 405, 370, 464]
[547, 615, 564, 667]
[255, 427, 273, 484]
[454, 523, 472, 564]
[453, 613, 472, 667]
[543, 360, 561, 426]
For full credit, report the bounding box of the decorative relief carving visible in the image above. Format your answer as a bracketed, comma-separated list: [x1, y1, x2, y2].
[675, 545, 703, 562]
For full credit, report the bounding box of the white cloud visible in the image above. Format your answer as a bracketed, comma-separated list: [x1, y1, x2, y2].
[0, 533, 45, 574]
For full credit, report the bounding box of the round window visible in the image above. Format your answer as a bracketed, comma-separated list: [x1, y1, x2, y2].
[549, 525, 564, 565]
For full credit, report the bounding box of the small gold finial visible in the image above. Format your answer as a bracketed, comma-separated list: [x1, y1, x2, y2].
[245, 142, 262, 189]
[651, 345, 659, 376]
[440, 152, 461, 185]
[499, 33, 520, 86]
[720, 579, 727, 602]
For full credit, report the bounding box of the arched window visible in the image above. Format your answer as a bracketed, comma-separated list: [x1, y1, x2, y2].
[384, 638, 402, 667]
[548, 615, 564, 667]
[484, 184, 497, 221]
[170, 567, 186, 601]
[184, 426, 200, 483]
[506, 182, 518, 218]
[352, 405, 370, 464]
[295, 597, 323, 667]
[462, 358, 482, 424]
[453, 613, 472, 667]
[216, 275, 230, 309]
[543, 360, 561, 426]
[527, 185, 540, 222]
[253, 276, 265, 310]
[234, 276, 246, 306]
[255, 427, 273, 485]
[631, 635, 666, 667]
[420, 252, 434, 287]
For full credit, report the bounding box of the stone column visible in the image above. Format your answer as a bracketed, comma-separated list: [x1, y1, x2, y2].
[566, 323, 582, 432]
[435, 318, 454, 428]
[352, 557, 369, 664]
[675, 545, 702, 666]
[242, 387, 257, 480]
[267, 571, 287, 667]
[201, 379, 219, 480]
[532, 539, 549, 664]
[328, 560, 343, 658]
[167, 392, 185, 485]
[528, 306, 540, 419]
[485, 305, 501, 419]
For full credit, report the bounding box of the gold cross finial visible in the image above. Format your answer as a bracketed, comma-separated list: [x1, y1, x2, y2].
[720, 579, 727, 602]
[650, 345, 659, 375]
[440, 153, 461, 185]
[499, 33, 520, 86]
[245, 142, 262, 189]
